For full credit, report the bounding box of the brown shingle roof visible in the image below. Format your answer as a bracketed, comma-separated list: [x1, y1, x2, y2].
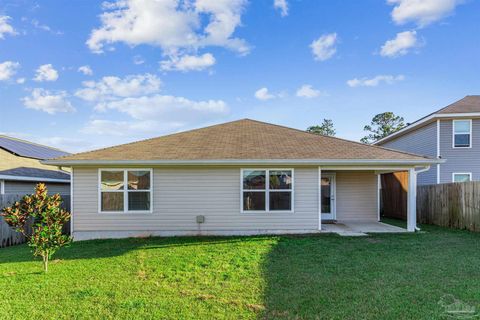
[53, 119, 430, 162]
[436, 95, 480, 114]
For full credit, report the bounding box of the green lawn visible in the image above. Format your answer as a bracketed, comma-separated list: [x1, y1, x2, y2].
[1, 224, 480, 319]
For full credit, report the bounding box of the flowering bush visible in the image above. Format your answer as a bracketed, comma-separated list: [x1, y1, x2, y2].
[1, 183, 72, 272]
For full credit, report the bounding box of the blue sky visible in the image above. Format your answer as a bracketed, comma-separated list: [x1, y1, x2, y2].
[0, 0, 478, 152]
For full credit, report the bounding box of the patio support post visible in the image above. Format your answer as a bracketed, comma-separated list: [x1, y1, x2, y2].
[318, 166, 322, 231]
[407, 168, 417, 232]
[377, 174, 381, 221]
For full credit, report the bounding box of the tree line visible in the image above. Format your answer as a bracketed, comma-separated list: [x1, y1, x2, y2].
[306, 112, 406, 144]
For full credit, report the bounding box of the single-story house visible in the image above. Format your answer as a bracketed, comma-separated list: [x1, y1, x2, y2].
[45, 119, 440, 241]
[0, 135, 71, 195]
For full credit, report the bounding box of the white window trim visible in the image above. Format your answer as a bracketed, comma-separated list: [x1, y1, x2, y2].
[98, 168, 153, 214]
[452, 119, 472, 149]
[240, 168, 294, 213]
[452, 172, 472, 183]
[0, 180, 4, 194]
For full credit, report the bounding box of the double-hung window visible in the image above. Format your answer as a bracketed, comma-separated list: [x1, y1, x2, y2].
[453, 120, 472, 148]
[453, 173, 472, 183]
[241, 169, 293, 212]
[99, 169, 152, 213]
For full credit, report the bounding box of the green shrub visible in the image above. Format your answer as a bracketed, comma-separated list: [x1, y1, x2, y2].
[1, 183, 72, 272]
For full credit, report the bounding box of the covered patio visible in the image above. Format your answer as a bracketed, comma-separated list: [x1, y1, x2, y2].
[319, 166, 424, 233]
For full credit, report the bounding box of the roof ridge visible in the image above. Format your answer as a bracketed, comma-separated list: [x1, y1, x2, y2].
[433, 95, 471, 114]
[0, 134, 68, 153]
[245, 119, 431, 159]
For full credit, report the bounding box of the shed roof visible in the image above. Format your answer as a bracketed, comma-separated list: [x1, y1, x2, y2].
[0, 167, 70, 182]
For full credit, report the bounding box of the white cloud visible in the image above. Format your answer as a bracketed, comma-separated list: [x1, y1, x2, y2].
[347, 75, 405, 87]
[82, 119, 166, 136]
[133, 55, 145, 65]
[16, 77, 26, 84]
[22, 88, 75, 114]
[84, 95, 229, 137]
[380, 30, 418, 57]
[75, 73, 161, 102]
[33, 137, 91, 153]
[388, 0, 463, 27]
[31, 19, 51, 32]
[296, 84, 321, 99]
[160, 53, 215, 72]
[274, 0, 289, 17]
[33, 64, 59, 82]
[78, 65, 93, 75]
[82, 119, 194, 139]
[310, 33, 337, 61]
[0, 16, 16, 39]
[254, 87, 276, 101]
[29, 19, 63, 35]
[94, 94, 228, 121]
[86, 0, 250, 56]
[76, 70, 229, 138]
[0, 61, 20, 81]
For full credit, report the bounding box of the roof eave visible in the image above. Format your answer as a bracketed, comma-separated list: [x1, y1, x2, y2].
[0, 174, 70, 183]
[375, 112, 480, 145]
[43, 158, 443, 167]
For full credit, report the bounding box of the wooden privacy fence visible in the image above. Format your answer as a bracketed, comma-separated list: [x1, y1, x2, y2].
[380, 172, 408, 220]
[381, 173, 480, 231]
[0, 194, 71, 248]
[417, 182, 480, 231]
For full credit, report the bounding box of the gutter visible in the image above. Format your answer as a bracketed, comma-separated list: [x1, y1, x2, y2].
[42, 158, 444, 167]
[415, 166, 431, 174]
[0, 174, 71, 183]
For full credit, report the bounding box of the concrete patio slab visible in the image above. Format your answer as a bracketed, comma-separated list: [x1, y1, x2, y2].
[321, 220, 407, 236]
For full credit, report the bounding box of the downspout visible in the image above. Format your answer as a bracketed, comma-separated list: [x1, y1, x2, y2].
[436, 119, 441, 184]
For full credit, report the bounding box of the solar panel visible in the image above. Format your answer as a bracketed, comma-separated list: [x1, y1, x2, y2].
[0, 136, 70, 160]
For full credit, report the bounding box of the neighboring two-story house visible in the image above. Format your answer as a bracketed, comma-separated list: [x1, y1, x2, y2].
[0, 135, 71, 195]
[375, 96, 480, 185]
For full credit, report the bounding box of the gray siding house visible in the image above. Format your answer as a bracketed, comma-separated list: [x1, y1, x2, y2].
[45, 119, 439, 240]
[376, 96, 480, 185]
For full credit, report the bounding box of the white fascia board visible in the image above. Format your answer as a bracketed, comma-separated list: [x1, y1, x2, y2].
[0, 174, 70, 183]
[374, 112, 480, 145]
[43, 158, 443, 167]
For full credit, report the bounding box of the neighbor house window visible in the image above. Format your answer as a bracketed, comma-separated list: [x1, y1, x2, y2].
[241, 169, 293, 212]
[99, 169, 152, 213]
[453, 120, 472, 148]
[453, 173, 472, 183]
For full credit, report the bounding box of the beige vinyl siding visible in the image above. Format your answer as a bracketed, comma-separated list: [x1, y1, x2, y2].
[0, 148, 69, 172]
[4, 181, 70, 195]
[335, 171, 378, 220]
[73, 166, 319, 233]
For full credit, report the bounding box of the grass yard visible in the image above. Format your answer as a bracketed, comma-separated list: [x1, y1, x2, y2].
[1, 223, 480, 319]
